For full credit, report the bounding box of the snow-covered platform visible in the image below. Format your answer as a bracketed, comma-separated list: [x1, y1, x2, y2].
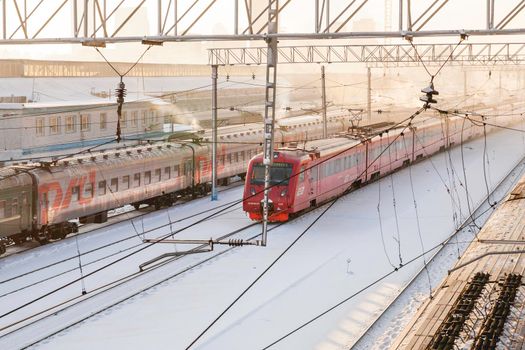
[392, 173, 525, 349]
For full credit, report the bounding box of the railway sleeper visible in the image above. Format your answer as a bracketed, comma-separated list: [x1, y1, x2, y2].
[429, 272, 490, 349]
[472, 273, 522, 349]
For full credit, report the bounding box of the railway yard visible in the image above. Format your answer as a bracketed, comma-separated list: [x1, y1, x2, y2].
[3, 1, 525, 349]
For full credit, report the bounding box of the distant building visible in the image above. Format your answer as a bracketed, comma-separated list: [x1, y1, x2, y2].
[0, 99, 172, 164]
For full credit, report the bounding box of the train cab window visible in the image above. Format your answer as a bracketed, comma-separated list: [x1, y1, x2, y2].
[133, 173, 141, 187]
[110, 178, 118, 192]
[145, 171, 152, 185]
[122, 176, 130, 190]
[164, 167, 171, 180]
[72, 186, 80, 201]
[11, 198, 18, 215]
[84, 183, 94, 198]
[155, 169, 161, 182]
[0, 200, 5, 219]
[251, 162, 293, 185]
[173, 165, 180, 177]
[98, 181, 107, 196]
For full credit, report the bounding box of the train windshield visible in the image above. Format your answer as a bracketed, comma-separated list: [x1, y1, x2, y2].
[250, 162, 294, 185]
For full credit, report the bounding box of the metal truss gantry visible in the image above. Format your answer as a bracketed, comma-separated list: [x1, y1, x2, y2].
[209, 43, 525, 67]
[1, 0, 525, 44]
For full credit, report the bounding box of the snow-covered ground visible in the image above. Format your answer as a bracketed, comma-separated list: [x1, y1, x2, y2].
[1, 124, 525, 350]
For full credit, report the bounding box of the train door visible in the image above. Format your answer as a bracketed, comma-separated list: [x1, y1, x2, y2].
[309, 164, 318, 200]
[184, 159, 193, 186]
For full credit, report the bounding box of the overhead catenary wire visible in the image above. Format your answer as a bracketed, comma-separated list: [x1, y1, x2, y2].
[260, 177, 516, 350]
[0, 112, 424, 321]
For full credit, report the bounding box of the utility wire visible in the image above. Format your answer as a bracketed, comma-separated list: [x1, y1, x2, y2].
[0, 113, 421, 321]
[184, 200, 338, 350]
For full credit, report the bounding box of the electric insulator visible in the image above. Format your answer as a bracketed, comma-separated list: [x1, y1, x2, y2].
[115, 81, 127, 143]
[420, 82, 439, 108]
[228, 239, 244, 246]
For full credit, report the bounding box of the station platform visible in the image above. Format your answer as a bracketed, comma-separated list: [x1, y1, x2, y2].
[391, 176, 525, 349]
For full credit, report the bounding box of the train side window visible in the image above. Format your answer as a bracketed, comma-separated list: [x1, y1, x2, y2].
[155, 169, 161, 182]
[12, 198, 18, 215]
[122, 176, 130, 190]
[133, 173, 141, 187]
[110, 178, 118, 192]
[234, 152, 239, 163]
[72, 186, 80, 201]
[98, 181, 107, 195]
[241, 151, 245, 161]
[173, 165, 180, 177]
[220, 154, 225, 165]
[164, 167, 171, 180]
[335, 159, 342, 173]
[227, 154, 232, 164]
[0, 200, 5, 219]
[145, 171, 152, 185]
[84, 183, 94, 198]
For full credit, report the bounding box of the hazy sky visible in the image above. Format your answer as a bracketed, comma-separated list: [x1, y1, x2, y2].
[0, 0, 524, 64]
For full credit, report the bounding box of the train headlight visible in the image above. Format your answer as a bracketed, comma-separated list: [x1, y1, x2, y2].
[280, 189, 287, 197]
[250, 187, 256, 195]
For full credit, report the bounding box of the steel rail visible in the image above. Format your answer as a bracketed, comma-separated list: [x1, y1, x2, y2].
[351, 144, 525, 349]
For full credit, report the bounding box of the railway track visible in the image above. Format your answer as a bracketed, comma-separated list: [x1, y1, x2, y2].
[0, 179, 244, 259]
[351, 151, 525, 349]
[0, 189, 330, 349]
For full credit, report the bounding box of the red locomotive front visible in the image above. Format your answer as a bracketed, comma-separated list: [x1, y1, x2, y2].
[242, 153, 299, 222]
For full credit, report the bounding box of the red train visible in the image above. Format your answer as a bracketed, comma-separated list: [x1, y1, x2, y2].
[242, 114, 515, 222]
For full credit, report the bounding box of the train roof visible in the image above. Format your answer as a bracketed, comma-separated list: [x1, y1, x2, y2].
[0, 167, 33, 189]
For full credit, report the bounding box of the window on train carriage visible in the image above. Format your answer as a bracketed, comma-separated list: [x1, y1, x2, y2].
[99, 113, 107, 130]
[98, 181, 107, 196]
[250, 162, 293, 185]
[11, 198, 18, 215]
[131, 111, 138, 127]
[164, 167, 171, 180]
[65, 115, 76, 133]
[122, 176, 130, 190]
[110, 178, 118, 192]
[234, 152, 239, 163]
[145, 171, 152, 185]
[155, 169, 161, 182]
[173, 165, 180, 177]
[84, 183, 94, 198]
[36, 118, 45, 136]
[49, 116, 61, 135]
[219, 154, 225, 165]
[133, 173, 141, 187]
[120, 111, 128, 128]
[335, 159, 342, 173]
[72, 186, 80, 201]
[0, 200, 5, 219]
[227, 153, 232, 164]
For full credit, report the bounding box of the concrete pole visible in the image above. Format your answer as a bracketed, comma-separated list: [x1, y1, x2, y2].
[321, 65, 327, 138]
[211, 65, 218, 201]
[367, 67, 372, 122]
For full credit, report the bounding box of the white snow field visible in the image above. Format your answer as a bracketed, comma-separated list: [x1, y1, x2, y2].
[1, 122, 525, 350]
